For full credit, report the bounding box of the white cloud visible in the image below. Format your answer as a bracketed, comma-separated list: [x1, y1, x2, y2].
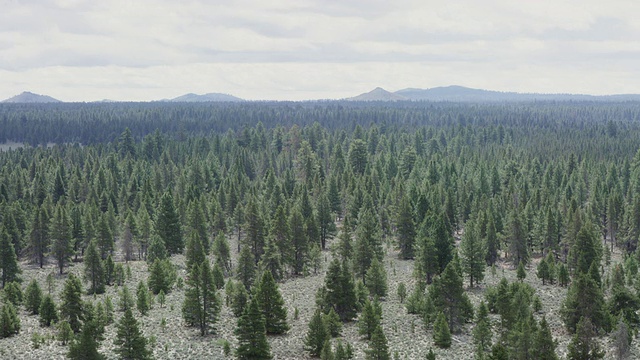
[1, 0, 639, 100]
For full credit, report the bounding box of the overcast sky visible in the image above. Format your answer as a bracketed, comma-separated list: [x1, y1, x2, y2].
[1, 0, 640, 101]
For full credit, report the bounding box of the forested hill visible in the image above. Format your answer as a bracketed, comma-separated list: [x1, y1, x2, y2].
[1, 101, 640, 358]
[1, 101, 640, 147]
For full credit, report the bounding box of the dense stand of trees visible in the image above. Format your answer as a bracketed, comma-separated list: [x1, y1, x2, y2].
[0, 101, 640, 358]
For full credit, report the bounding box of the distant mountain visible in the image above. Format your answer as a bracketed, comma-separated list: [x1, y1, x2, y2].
[347, 87, 407, 101]
[169, 93, 243, 102]
[394, 86, 640, 102]
[2, 91, 62, 103]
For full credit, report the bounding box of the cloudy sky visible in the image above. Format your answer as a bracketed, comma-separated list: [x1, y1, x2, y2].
[1, 0, 640, 101]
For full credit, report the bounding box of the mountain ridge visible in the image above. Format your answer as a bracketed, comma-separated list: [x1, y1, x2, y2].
[2, 91, 62, 103]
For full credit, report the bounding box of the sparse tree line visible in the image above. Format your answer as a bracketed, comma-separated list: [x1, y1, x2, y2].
[0, 102, 639, 358]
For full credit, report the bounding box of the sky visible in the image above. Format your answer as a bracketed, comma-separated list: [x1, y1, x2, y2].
[1, 0, 640, 101]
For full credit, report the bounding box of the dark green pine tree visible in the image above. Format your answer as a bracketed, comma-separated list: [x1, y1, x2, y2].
[305, 309, 330, 357]
[68, 316, 104, 360]
[573, 222, 601, 275]
[317, 193, 336, 250]
[567, 317, 605, 360]
[396, 194, 416, 259]
[537, 257, 550, 285]
[485, 213, 500, 266]
[236, 245, 256, 290]
[187, 199, 210, 254]
[289, 207, 308, 275]
[516, 262, 527, 282]
[39, 294, 58, 326]
[429, 255, 474, 332]
[255, 270, 289, 335]
[533, 316, 559, 360]
[244, 197, 266, 262]
[365, 258, 388, 298]
[236, 297, 272, 360]
[336, 222, 353, 263]
[433, 311, 452, 349]
[358, 298, 382, 340]
[365, 325, 390, 360]
[259, 238, 283, 282]
[29, 206, 50, 268]
[558, 263, 570, 287]
[415, 219, 438, 284]
[348, 138, 368, 175]
[136, 280, 150, 316]
[146, 234, 168, 264]
[84, 240, 106, 295]
[183, 260, 221, 336]
[50, 205, 73, 274]
[185, 231, 206, 273]
[507, 210, 529, 266]
[25, 279, 43, 315]
[322, 258, 358, 321]
[473, 301, 492, 353]
[212, 232, 232, 275]
[96, 214, 113, 259]
[354, 207, 382, 282]
[433, 213, 454, 274]
[561, 271, 609, 334]
[0, 302, 20, 338]
[114, 308, 152, 360]
[156, 191, 183, 254]
[60, 273, 84, 333]
[0, 227, 21, 287]
[460, 219, 485, 287]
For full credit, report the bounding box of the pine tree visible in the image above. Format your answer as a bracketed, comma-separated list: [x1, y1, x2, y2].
[415, 219, 438, 284]
[366, 325, 390, 360]
[244, 197, 266, 262]
[119, 285, 134, 312]
[433, 213, 455, 274]
[358, 298, 382, 340]
[322, 258, 358, 321]
[29, 206, 50, 268]
[236, 245, 256, 290]
[366, 258, 388, 298]
[25, 279, 43, 315]
[354, 207, 382, 282]
[213, 232, 232, 275]
[461, 219, 485, 287]
[68, 316, 104, 360]
[114, 308, 152, 360]
[0, 302, 20, 338]
[321, 339, 335, 360]
[182, 260, 221, 336]
[433, 312, 452, 349]
[39, 294, 58, 326]
[186, 199, 209, 254]
[508, 210, 529, 266]
[136, 281, 150, 315]
[156, 191, 183, 254]
[255, 270, 289, 335]
[104, 254, 115, 285]
[97, 214, 113, 259]
[533, 316, 558, 360]
[236, 297, 272, 360]
[485, 212, 500, 266]
[185, 231, 206, 273]
[289, 207, 308, 275]
[612, 316, 631, 360]
[0, 227, 21, 287]
[85, 240, 106, 295]
[323, 308, 342, 337]
[60, 273, 84, 332]
[396, 195, 415, 259]
[562, 272, 609, 334]
[318, 193, 336, 251]
[537, 257, 550, 285]
[146, 234, 168, 264]
[516, 262, 526, 282]
[567, 317, 605, 360]
[212, 262, 225, 289]
[148, 259, 175, 294]
[428, 256, 474, 332]
[231, 282, 249, 317]
[2, 281, 22, 306]
[558, 263, 570, 287]
[473, 301, 492, 353]
[260, 238, 283, 281]
[305, 309, 329, 357]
